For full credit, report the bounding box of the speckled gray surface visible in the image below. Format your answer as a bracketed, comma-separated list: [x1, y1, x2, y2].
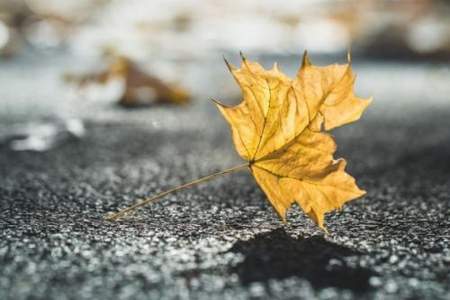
[0, 53, 450, 299]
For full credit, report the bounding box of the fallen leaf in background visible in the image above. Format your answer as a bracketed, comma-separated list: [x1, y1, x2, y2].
[106, 52, 371, 231]
[214, 52, 371, 230]
[65, 55, 190, 106]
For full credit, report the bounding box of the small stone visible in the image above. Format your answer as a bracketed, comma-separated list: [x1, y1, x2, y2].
[249, 282, 265, 297]
[408, 278, 419, 287]
[384, 280, 398, 293]
[369, 276, 382, 287]
[389, 255, 399, 264]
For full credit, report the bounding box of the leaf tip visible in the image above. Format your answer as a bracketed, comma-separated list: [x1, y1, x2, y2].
[358, 187, 367, 197]
[223, 56, 235, 73]
[239, 51, 247, 62]
[301, 50, 312, 68]
[210, 98, 224, 107]
[272, 62, 278, 71]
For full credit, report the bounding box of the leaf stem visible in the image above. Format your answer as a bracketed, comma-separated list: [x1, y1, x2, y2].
[104, 163, 249, 221]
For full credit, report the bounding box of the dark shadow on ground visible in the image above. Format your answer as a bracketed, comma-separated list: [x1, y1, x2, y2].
[229, 228, 375, 292]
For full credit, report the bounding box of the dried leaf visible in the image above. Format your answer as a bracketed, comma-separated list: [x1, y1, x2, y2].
[215, 52, 371, 230]
[65, 56, 190, 106]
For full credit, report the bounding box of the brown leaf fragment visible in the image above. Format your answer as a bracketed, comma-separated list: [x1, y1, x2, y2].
[65, 56, 190, 106]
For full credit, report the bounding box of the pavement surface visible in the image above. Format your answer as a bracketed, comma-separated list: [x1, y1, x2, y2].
[0, 52, 450, 299]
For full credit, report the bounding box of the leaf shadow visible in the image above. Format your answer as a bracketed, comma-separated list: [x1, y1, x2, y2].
[229, 228, 375, 292]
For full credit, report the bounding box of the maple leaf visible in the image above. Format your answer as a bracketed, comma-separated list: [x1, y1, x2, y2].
[106, 52, 371, 232]
[65, 55, 190, 106]
[214, 52, 371, 230]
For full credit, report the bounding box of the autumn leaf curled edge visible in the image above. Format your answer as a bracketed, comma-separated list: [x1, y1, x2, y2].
[214, 52, 372, 230]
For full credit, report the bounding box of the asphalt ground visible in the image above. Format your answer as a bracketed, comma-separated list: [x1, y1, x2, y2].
[0, 52, 450, 299]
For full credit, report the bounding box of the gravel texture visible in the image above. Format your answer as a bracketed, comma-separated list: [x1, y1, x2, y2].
[0, 52, 450, 299]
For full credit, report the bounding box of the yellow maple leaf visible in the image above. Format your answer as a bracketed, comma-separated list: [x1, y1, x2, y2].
[214, 52, 371, 230]
[106, 52, 371, 231]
